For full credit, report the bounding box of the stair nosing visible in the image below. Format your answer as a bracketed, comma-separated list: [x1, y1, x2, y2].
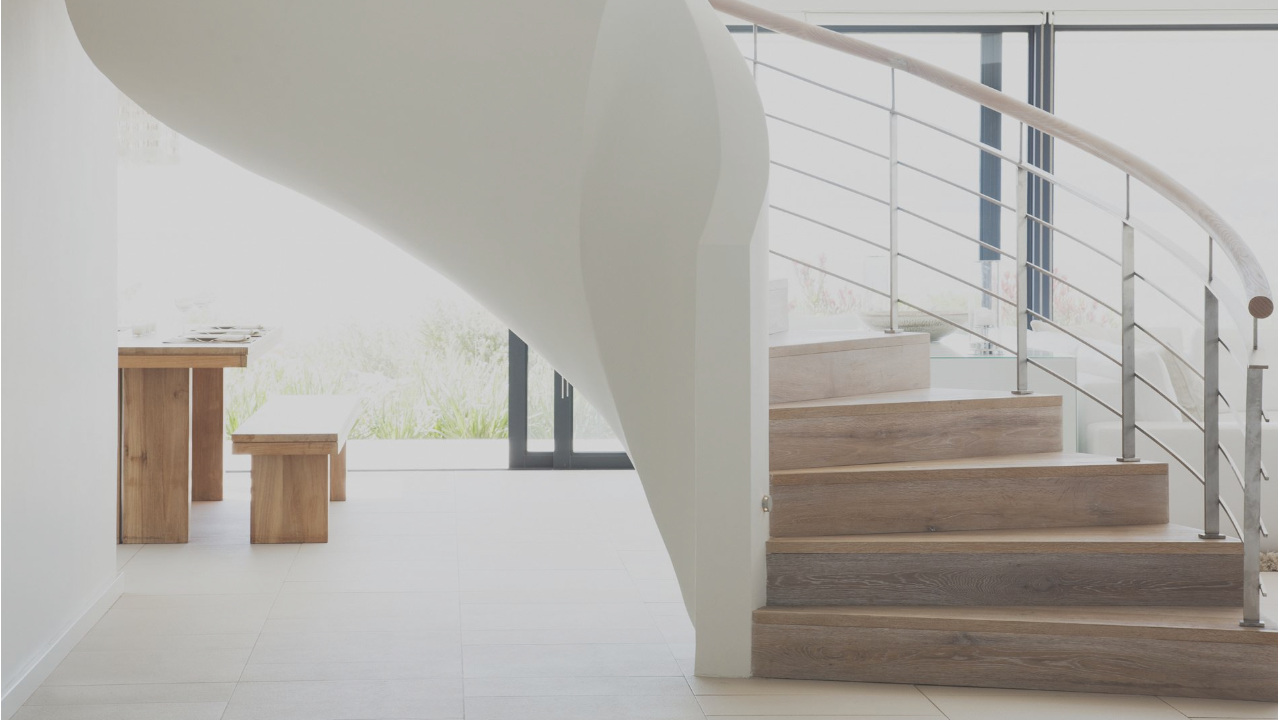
[752, 605, 1277, 645]
[770, 452, 1167, 484]
[771, 388, 1062, 419]
[766, 524, 1242, 554]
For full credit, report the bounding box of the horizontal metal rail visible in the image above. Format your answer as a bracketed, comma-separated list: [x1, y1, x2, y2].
[897, 207, 1014, 259]
[897, 161, 1017, 212]
[1026, 309, 1121, 366]
[766, 114, 889, 160]
[754, 60, 891, 113]
[769, 205, 889, 252]
[1027, 261, 1120, 316]
[772, 161, 889, 206]
[898, 251, 1015, 306]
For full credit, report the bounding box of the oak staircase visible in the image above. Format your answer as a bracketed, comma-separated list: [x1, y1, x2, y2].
[757, 330, 1278, 701]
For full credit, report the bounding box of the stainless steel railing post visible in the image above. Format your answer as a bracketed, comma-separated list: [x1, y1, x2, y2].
[1242, 356, 1266, 627]
[1119, 180, 1139, 461]
[1202, 241, 1225, 538]
[1014, 166, 1030, 395]
[887, 69, 899, 334]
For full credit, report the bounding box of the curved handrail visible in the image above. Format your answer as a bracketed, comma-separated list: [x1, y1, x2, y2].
[712, 0, 1274, 319]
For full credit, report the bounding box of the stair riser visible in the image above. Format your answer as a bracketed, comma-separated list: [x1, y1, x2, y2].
[753, 622, 1278, 702]
[770, 343, 929, 404]
[769, 473, 1169, 536]
[766, 552, 1242, 606]
[770, 406, 1061, 470]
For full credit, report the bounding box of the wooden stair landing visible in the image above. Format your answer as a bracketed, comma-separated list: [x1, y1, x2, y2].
[770, 388, 1062, 470]
[753, 605, 1278, 701]
[769, 452, 1169, 536]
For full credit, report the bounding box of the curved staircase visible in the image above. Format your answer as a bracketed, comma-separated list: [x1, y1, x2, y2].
[757, 330, 1278, 701]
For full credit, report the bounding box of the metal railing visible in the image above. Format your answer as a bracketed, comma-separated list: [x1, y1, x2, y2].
[719, 0, 1270, 627]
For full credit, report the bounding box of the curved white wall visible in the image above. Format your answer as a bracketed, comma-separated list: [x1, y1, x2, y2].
[67, 0, 770, 675]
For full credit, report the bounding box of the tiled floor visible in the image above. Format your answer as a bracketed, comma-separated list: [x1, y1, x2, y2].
[18, 468, 1278, 719]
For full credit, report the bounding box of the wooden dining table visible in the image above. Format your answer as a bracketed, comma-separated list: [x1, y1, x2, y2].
[117, 327, 283, 543]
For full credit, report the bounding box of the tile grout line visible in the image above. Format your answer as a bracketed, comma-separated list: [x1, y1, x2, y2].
[1153, 694, 1195, 719]
[915, 684, 955, 719]
[219, 542, 301, 720]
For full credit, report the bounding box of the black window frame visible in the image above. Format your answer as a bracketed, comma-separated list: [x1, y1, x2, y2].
[507, 332, 633, 470]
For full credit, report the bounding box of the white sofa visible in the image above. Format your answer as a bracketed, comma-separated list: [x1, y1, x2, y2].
[1045, 323, 1278, 551]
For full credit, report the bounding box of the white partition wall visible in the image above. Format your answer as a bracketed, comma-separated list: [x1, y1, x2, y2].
[67, 0, 770, 675]
[2, 0, 119, 711]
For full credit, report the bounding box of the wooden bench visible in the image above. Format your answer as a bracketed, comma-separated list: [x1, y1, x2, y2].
[231, 395, 361, 543]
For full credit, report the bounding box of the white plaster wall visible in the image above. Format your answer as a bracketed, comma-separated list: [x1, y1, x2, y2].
[1, 0, 119, 705]
[67, 0, 769, 675]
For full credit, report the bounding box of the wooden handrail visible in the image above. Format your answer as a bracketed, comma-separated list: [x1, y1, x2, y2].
[712, 0, 1273, 319]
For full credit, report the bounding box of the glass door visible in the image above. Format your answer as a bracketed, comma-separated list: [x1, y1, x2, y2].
[507, 332, 633, 470]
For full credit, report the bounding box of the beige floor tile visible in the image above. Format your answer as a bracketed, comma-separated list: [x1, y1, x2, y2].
[263, 591, 460, 633]
[458, 539, 624, 571]
[285, 555, 459, 582]
[327, 511, 457, 537]
[248, 630, 460, 665]
[119, 565, 285, 595]
[127, 543, 298, 568]
[464, 676, 693, 697]
[239, 659, 460, 682]
[463, 643, 681, 678]
[705, 716, 945, 720]
[12, 703, 227, 720]
[463, 694, 705, 720]
[280, 574, 460, 593]
[1160, 696, 1278, 718]
[698, 691, 940, 716]
[74, 632, 257, 653]
[462, 628, 667, 645]
[920, 686, 1189, 720]
[460, 602, 654, 631]
[459, 569, 640, 604]
[689, 677, 921, 696]
[635, 579, 684, 602]
[89, 602, 271, 636]
[223, 679, 463, 720]
[618, 550, 679, 581]
[44, 648, 251, 686]
[292, 532, 458, 558]
[24, 683, 235, 705]
[114, 545, 142, 571]
[110, 593, 275, 611]
[453, 512, 606, 537]
[329, 494, 456, 514]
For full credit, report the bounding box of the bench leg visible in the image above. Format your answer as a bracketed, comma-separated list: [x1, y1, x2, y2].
[330, 444, 347, 501]
[251, 454, 328, 543]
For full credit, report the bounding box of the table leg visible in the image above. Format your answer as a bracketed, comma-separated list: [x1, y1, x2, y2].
[120, 367, 190, 543]
[191, 368, 224, 501]
[330, 444, 347, 501]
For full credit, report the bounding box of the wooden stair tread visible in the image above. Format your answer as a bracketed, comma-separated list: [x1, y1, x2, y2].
[754, 605, 1277, 645]
[769, 329, 929, 358]
[771, 387, 1061, 419]
[767, 524, 1241, 554]
[771, 452, 1166, 483]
